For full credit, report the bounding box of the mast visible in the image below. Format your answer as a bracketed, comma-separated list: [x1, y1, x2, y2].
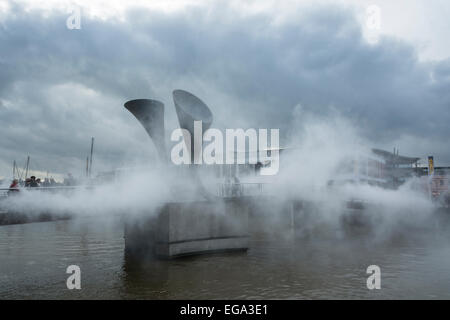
[86, 156, 89, 177]
[13, 160, 16, 179]
[89, 137, 94, 177]
[25, 156, 30, 179]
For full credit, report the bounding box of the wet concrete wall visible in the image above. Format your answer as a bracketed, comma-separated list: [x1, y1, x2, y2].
[124, 197, 250, 259]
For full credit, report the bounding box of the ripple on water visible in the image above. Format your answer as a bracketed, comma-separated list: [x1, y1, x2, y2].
[3, 218, 450, 299]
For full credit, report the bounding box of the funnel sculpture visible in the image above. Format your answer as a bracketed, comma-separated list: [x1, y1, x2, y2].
[173, 90, 214, 199]
[123, 91, 249, 259]
[124, 99, 167, 162]
[173, 90, 213, 163]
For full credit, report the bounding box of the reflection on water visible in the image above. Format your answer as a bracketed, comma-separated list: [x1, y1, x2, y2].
[1, 213, 450, 299]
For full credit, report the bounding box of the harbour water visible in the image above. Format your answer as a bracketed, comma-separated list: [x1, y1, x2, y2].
[1, 213, 450, 299]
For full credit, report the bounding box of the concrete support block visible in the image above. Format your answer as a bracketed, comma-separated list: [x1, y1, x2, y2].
[124, 198, 249, 259]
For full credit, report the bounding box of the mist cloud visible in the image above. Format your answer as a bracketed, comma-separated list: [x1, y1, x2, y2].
[1, 1, 449, 179]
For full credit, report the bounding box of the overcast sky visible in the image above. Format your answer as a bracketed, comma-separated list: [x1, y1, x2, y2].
[0, 0, 449, 180]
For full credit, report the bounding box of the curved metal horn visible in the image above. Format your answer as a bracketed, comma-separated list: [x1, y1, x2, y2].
[172, 90, 213, 163]
[172, 90, 215, 200]
[124, 99, 167, 162]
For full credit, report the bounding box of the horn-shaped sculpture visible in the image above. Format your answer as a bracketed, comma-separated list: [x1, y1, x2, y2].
[173, 90, 214, 199]
[124, 99, 167, 162]
[172, 90, 213, 164]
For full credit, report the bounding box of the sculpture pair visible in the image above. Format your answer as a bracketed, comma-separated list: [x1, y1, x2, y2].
[124, 90, 213, 198]
[124, 90, 213, 164]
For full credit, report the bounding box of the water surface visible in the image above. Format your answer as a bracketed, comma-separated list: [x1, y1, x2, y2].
[1, 214, 450, 299]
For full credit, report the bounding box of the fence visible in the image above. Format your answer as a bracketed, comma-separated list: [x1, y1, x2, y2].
[217, 182, 268, 197]
[0, 186, 93, 199]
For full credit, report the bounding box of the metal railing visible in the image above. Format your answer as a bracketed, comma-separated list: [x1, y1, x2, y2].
[0, 189, 8, 198]
[0, 186, 93, 198]
[1, 183, 269, 199]
[0, 186, 92, 190]
[217, 182, 268, 197]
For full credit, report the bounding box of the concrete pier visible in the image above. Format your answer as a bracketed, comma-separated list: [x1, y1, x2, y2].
[124, 197, 250, 259]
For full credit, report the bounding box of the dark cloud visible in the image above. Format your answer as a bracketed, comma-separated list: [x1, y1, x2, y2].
[0, 2, 449, 178]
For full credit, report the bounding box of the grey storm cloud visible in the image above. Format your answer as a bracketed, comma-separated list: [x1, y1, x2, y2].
[0, 1, 449, 178]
